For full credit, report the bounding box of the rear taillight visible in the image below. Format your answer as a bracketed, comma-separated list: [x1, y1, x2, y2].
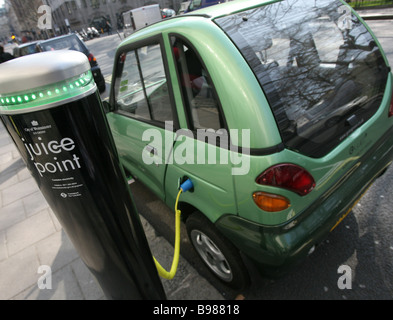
[389, 95, 393, 117]
[88, 53, 96, 62]
[256, 163, 315, 196]
[253, 192, 290, 212]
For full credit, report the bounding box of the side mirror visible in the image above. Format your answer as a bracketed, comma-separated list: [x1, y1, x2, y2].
[102, 100, 112, 113]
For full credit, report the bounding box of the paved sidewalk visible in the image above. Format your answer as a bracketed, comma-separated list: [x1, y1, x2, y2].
[0, 120, 223, 300]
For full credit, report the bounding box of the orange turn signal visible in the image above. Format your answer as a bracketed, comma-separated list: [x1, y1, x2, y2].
[253, 192, 291, 212]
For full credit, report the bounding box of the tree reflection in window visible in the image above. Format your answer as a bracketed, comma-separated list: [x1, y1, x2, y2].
[216, 0, 389, 157]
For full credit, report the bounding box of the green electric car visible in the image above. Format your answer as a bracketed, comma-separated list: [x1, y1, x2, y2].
[105, 0, 393, 289]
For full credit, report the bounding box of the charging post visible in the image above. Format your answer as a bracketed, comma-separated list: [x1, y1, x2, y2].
[0, 51, 166, 299]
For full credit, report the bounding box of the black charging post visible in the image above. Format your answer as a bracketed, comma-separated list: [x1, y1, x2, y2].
[0, 51, 166, 300]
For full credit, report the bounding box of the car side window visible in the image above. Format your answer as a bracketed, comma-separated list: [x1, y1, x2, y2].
[171, 36, 223, 131]
[40, 36, 84, 52]
[114, 43, 173, 123]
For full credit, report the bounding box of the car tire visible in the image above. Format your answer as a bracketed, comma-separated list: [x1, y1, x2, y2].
[186, 211, 250, 290]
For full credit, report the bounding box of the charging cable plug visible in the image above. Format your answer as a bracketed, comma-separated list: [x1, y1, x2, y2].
[180, 179, 193, 193]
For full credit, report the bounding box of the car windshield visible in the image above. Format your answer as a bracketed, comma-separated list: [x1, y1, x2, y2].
[215, 0, 389, 157]
[40, 36, 86, 53]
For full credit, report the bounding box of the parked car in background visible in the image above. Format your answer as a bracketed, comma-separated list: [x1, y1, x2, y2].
[77, 29, 89, 41]
[184, 0, 231, 12]
[161, 8, 176, 18]
[36, 34, 106, 93]
[123, 5, 162, 38]
[86, 27, 101, 39]
[12, 41, 39, 57]
[105, 0, 393, 289]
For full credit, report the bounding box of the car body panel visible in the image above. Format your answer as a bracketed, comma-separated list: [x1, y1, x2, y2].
[106, 113, 169, 199]
[217, 120, 393, 276]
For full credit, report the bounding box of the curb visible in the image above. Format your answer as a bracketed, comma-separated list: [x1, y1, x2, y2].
[361, 15, 393, 20]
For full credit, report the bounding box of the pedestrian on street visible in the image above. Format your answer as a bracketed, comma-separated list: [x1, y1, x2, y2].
[0, 45, 15, 63]
[106, 21, 112, 35]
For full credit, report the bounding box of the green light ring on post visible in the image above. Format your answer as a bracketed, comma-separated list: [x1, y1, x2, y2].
[0, 71, 96, 114]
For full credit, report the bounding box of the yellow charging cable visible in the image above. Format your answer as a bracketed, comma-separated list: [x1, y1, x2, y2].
[153, 188, 182, 280]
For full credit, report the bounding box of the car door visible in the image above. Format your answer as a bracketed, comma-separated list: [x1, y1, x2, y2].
[163, 35, 239, 222]
[106, 36, 178, 200]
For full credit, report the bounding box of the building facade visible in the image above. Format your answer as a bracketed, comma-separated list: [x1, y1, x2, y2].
[7, 0, 43, 42]
[4, 0, 185, 42]
[44, 0, 183, 36]
[0, 6, 11, 43]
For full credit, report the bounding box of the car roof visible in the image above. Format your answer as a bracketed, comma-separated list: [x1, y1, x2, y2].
[17, 41, 39, 48]
[36, 34, 89, 54]
[184, 0, 277, 18]
[38, 33, 82, 44]
[126, 0, 279, 38]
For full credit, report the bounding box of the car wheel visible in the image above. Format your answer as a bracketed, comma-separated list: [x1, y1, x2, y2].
[186, 212, 250, 290]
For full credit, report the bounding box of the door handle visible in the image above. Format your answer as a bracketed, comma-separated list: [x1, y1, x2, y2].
[145, 145, 159, 167]
[145, 145, 157, 156]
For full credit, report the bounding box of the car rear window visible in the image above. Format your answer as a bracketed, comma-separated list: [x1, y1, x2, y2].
[19, 44, 37, 56]
[215, 0, 389, 157]
[39, 36, 86, 54]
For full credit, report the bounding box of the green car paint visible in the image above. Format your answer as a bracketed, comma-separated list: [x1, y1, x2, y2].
[106, 0, 393, 280]
[217, 124, 393, 276]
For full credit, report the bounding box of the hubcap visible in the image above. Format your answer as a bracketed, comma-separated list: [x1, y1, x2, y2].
[190, 230, 233, 282]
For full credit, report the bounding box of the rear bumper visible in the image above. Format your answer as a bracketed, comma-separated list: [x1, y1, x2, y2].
[215, 125, 393, 277]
